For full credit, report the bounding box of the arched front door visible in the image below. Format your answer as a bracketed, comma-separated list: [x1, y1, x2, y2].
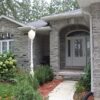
[65, 31, 90, 68]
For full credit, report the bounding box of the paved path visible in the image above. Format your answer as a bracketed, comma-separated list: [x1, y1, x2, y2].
[48, 81, 77, 100]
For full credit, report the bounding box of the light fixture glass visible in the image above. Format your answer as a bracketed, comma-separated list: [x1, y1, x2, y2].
[28, 29, 36, 40]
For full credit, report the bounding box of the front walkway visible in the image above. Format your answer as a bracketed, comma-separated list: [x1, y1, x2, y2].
[48, 81, 77, 100]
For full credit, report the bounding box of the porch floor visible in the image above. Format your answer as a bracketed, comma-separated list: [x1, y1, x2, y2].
[55, 69, 84, 81]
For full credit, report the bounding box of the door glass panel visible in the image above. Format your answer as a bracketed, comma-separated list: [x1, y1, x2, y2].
[68, 40, 71, 57]
[74, 39, 83, 57]
[87, 37, 90, 57]
[2, 42, 7, 53]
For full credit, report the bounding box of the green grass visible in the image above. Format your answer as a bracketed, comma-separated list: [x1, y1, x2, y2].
[0, 82, 16, 98]
[0, 73, 27, 98]
[0, 72, 41, 99]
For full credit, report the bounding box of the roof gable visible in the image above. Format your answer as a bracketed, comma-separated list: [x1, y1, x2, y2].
[0, 15, 26, 27]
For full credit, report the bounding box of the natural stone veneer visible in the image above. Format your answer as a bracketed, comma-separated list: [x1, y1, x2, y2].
[49, 16, 89, 71]
[0, 18, 29, 69]
[91, 3, 100, 99]
[50, 28, 60, 72]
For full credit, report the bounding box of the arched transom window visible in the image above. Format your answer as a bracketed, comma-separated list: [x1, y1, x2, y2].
[0, 33, 13, 53]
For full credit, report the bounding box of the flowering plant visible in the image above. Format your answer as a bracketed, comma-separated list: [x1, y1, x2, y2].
[0, 52, 17, 81]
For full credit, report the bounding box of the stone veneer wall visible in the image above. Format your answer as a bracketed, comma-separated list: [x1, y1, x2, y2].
[60, 25, 89, 68]
[30, 34, 49, 67]
[0, 18, 29, 69]
[0, 18, 50, 70]
[90, 3, 100, 99]
[50, 28, 60, 72]
[49, 17, 89, 71]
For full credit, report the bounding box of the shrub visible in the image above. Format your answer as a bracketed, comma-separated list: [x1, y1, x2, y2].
[35, 65, 54, 85]
[0, 52, 17, 81]
[15, 73, 42, 100]
[76, 64, 91, 93]
[28, 75, 39, 90]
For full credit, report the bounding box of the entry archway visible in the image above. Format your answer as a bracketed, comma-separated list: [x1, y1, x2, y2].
[59, 24, 90, 69]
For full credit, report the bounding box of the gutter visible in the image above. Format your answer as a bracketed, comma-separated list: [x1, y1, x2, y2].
[42, 9, 83, 21]
[82, 10, 93, 92]
[18, 26, 51, 33]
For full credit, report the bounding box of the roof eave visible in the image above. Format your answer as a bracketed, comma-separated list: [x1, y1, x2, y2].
[0, 15, 26, 27]
[41, 10, 83, 21]
[18, 26, 51, 33]
[77, 0, 100, 8]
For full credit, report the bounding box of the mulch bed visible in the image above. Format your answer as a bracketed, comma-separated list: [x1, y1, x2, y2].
[38, 79, 63, 99]
[73, 91, 94, 100]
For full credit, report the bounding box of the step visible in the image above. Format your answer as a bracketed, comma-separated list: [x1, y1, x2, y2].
[55, 70, 85, 81]
[63, 66, 84, 70]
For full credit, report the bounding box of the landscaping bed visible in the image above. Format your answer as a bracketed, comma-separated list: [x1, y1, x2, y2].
[73, 91, 94, 100]
[39, 79, 63, 99]
[74, 64, 94, 100]
[0, 53, 55, 100]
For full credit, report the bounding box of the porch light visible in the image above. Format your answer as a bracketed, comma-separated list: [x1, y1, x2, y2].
[28, 29, 36, 76]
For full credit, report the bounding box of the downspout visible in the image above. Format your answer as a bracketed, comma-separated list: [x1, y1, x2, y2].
[82, 10, 93, 92]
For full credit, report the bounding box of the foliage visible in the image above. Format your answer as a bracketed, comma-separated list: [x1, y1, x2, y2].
[76, 64, 91, 93]
[0, 83, 16, 98]
[0, 0, 79, 22]
[15, 73, 42, 100]
[0, 52, 17, 81]
[35, 65, 54, 85]
[0, 70, 42, 100]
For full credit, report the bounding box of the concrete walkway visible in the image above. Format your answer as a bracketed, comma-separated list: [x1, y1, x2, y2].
[48, 81, 77, 100]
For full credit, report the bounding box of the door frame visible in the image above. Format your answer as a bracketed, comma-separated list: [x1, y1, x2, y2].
[65, 30, 90, 68]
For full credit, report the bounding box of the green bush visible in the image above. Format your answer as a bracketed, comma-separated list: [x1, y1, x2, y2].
[28, 75, 39, 90]
[15, 73, 42, 100]
[0, 52, 17, 81]
[76, 64, 91, 93]
[35, 65, 54, 85]
[0, 69, 42, 100]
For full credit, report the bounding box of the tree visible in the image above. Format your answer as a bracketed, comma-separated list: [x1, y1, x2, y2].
[31, 0, 49, 21]
[0, 0, 79, 22]
[16, 0, 32, 23]
[48, 0, 79, 15]
[0, 0, 19, 19]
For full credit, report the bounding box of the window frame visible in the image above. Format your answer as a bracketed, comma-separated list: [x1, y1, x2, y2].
[0, 39, 14, 53]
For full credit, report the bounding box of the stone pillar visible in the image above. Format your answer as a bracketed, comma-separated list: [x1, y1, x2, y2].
[50, 28, 60, 72]
[91, 3, 100, 99]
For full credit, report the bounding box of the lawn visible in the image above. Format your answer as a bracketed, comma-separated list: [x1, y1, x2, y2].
[0, 82, 16, 98]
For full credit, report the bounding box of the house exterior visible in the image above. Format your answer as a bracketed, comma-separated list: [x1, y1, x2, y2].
[0, 0, 100, 99]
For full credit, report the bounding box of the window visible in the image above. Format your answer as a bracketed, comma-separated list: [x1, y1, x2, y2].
[2, 42, 7, 53]
[68, 40, 71, 57]
[0, 33, 13, 53]
[74, 39, 83, 57]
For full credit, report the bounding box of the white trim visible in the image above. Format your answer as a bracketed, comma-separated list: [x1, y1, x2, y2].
[0, 39, 14, 53]
[7, 41, 9, 51]
[0, 39, 13, 42]
[18, 26, 51, 33]
[41, 9, 83, 21]
[0, 15, 26, 27]
[82, 11, 93, 92]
